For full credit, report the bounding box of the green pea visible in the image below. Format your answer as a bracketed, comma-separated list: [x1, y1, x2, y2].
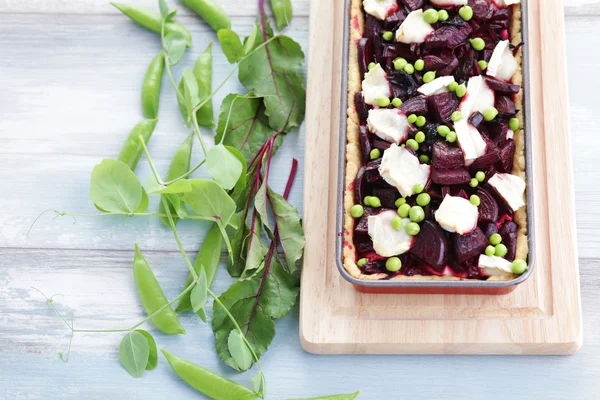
[448, 82, 459, 92]
[438, 125, 450, 137]
[409, 206, 425, 223]
[182, 0, 231, 32]
[398, 203, 411, 218]
[376, 97, 391, 107]
[394, 57, 408, 71]
[509, 118, 520, 131]
[370, 148, 381, 160]
[141, 51, 165, 119]
[489, 233, 502, 246]
[470, 195, 481, 206]
[395, 198, 407, 208]
[423, 8, 439, 24]
[469, 178, 479, 188]
[483, 107, 498, 122]
[494, 244, 508, 257]
[478, 60, 488, 71]
[451, 111, 462, 122]
[485, 245, 496, 256]
[415, 116, 427, 127]
[446, 131, 457, 143]
[511, 259, 528, 274]
[369, 196, 382, 208]
[405, 222, 421, 236]
[160, 133, 194, 227]
[413, 183, 424, 194]
[392, 98, 403, 107]
[415, 131, 426, 143]
[456, 84, 467, 98]
[391, 216, 404, 231]
[406, 139, 419, 151]
[416, 193, 431, 207]
[438, 9, 449, 21]
[459, 5, 473, 21]
[419, 154, 430, 163]
[407, 114, 418, 124]
[351, 204, 364, 218]
[357, 258, 368, 267]
[474, 171, 485, 182]
[368, 62, 377, 71]
[364, 196, 373, 206]
[404, 63, 415, 75]
[470, 38, 485, 51]
[118, 119, 159, 171]
[423, 71, 436, 83]
[415, 59, 425, 71]
[383, 31, 394, 41]
[386, 257, 402, 272]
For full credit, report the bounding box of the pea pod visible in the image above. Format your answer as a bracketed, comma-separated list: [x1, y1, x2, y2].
[175, 222, 222, 313]
[161, 349, 258, 400]
[141, 52, 165, 119]
[133, 244, 185, 335]
[111, 2, 192, 47]
[117, 119, 158, 171]
[269, 0, 293, 30]
[182, 0, 231, 32]
[178, 44, 214, 127]
[159, 133, 194, 227]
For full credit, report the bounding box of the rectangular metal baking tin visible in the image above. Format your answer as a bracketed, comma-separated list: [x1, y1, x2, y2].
[336, 0, 536, 294]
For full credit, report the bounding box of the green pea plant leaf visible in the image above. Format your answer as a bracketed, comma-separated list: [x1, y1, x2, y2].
[119, 330, 150, 378]
[218, 29, 244, 63]
[28, 1, 352, 399]
[135, 329, 158, 370]
[90, 158, 147, 214]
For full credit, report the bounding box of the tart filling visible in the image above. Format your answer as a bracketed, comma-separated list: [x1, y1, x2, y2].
[343, 0, 528, 281]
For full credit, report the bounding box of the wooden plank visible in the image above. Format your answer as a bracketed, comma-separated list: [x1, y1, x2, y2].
[300, 0, 582, 355]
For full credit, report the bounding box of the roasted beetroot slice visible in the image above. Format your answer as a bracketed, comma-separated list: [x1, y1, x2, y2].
[479, 221, 499, 238]
[357, 38, 372, 78]
[432, 141, 465, 169]
[455, 48, 479, 81]
[365, 159, 383, 183]
[423, 51, 459, 74]
[428, 92, 460, 123]
[472, 2, 494, 20]
[487, 119, 509, 142]
[383, 44, 419, 63]
[357, 241, 375, 255]
[408, 221, 449, 271]
[484, 76, 520, 94]
[456, 189, 469, 200]
[453, 227, 489, 264]
[359, 125, 372, 162]
[424, 25, 472, 49]
[353, 166, 366, 205]
[441, 185, 451, 198]
[438, 57, 460, 76]
[477, 188, 499, 222]
[400, 0, 424, 11]
[400, 95, 428, 115]
[496, 139, 516, 173]
[355, 92, 369, 124]
[469, 112, 485, 128]
[389, 70, 418, 98]
[499, 220, 519, 261]
[469, 145, 499, 172]
[372, 187, 399, 209]
[496, 95, 517, 116]
[372, 138, 392, 151]
[383, 10, 407, 31]
[432, 167, 471, 185]
[362, 261, 385, 275]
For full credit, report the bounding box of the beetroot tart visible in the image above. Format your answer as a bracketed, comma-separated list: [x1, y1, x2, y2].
[342, 0, 529, 282]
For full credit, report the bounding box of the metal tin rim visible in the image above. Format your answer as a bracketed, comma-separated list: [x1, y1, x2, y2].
[335, 0, 536, 289]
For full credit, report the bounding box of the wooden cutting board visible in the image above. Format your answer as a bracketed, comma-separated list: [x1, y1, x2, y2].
[300, 0, 582, 355]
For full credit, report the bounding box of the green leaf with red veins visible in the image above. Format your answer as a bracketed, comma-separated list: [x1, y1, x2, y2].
[268, 187, 304, 273]
[243, 221, 268, 279]
[182, 179, 236, 225]
[212, 256, 299, 371]
[238, 20, 306, 132]
[216, 93, 280, 163]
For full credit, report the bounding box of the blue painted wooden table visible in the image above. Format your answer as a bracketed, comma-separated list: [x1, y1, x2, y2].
[0, 0, 599, 399]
